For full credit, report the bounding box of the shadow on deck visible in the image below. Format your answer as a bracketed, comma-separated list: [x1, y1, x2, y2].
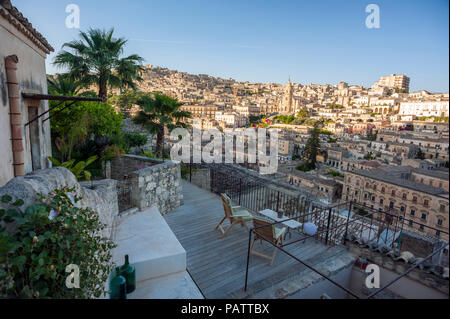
[164, 180, 350, 299]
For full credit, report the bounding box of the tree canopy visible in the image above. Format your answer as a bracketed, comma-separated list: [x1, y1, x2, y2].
[133, 92, 191, 157]
[302, 123, 321, 169]
[53, 28, 144, 101]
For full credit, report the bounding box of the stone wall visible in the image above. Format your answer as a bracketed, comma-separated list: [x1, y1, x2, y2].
[0, 167, 118, 239]
[110, 154, 158, 180]
[110, 155, 183, 215]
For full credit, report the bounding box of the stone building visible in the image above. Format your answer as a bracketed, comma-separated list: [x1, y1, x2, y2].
[214, 111, 247, 128]
[399, 100, 449, 118]
[326, 147, 349, 170]
[352, 123, 375, 136]
[372, 74, 410, 93]
[279, 78, 293, 113]
[0, 0, 54, 186]
[341, 158, 383, 172]
[278, 138, 295, 162]
[180, 104, 222, 119]
[286, 170, 342, 203]
[380, 132, 449, 161]
[342, 166, 449, 239]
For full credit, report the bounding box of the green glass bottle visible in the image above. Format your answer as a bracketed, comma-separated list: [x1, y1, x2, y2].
[109, 267, 127, 299]
[119, 255, 136, 294]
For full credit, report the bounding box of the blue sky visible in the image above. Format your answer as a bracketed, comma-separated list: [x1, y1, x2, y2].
[13, 0, 449, 92]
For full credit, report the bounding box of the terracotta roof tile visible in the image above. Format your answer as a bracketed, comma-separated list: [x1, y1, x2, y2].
[0, 0, 54, 53]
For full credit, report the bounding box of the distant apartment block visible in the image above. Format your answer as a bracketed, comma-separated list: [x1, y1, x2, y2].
[372, 74, 410, 93]
[399, 100, 449, 117]
[180, 104, 222, 119]
[214, 111, 247, 127]
[342, 166, 449, 238]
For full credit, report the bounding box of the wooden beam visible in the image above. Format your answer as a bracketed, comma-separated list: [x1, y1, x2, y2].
[22, 92, 102, 102]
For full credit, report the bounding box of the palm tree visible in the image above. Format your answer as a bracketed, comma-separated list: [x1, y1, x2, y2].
[115, 56, 144, 94]
[53, 28, 144, 101]
[47, 74, 95, 96]
[133, 92, 191, 158]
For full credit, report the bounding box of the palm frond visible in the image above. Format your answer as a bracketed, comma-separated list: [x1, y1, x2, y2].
[53, 28, 143, 96]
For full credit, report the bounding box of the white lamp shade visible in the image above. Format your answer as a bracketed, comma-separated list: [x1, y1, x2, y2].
[304, 222, 317, 236]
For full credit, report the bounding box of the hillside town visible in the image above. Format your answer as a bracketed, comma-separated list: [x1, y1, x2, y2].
[115, 66, 450, 240]
[133, 66, 448, 128]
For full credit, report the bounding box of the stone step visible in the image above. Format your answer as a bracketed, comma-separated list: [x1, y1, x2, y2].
[127, 271, 204, 299]
[112, 205, 186, 282]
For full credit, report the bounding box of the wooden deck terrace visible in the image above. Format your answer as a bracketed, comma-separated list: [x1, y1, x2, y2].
[164, 180, 350, 299]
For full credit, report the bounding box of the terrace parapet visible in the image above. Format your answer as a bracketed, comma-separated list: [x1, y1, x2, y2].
[111, 155, 183, 214]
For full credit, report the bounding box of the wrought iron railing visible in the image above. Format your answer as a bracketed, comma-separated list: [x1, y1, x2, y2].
[244, 219, 449, 299]
[183, 162, 449, 249]
[182, 162, 449, 298]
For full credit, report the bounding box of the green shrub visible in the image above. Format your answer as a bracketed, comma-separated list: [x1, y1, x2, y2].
[143, 149, 170, 160]
[180, 165, 199, 180]
[50, 101, 123, 162]
[143, 150, 158, 159]
[0, 188, 115, 298]
[356, 208, 368, 216]
[296, 164, 311, 172]
[328, 137, 337, 143]
[327, 170, 344, 177]
[83, 102, 123, 137]
[123, 133, 147, 148]
[101, 145, 125, 162]
[328, 104, 344, 110]
[107, 90, 142, 117]
[181, 166, 190, 179]
[48, 156, 98, 181]
[318, 129, 333, 136]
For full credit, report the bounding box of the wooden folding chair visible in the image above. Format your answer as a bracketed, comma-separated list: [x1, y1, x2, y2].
[250, 217, 286, 266]
[215, 193, 253, 238]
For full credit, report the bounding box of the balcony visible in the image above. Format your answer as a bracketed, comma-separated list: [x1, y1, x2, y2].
[164, 180, 356, 298]
[102, 155, 450, 299]
[163, 163, 449, 299]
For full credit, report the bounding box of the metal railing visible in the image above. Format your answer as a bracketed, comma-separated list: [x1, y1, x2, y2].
[182, 163, 449, 298]
[243, 206, 449, 299]
[183, 162, 449, 249]
[366, 242, 449, 299]
[244, 219, 361, 299]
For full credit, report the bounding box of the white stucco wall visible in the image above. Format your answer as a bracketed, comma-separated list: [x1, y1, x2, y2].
[0, 11, 52, 186]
